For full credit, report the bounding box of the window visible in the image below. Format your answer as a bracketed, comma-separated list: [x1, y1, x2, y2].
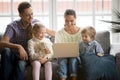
[56, 0, 112, 31]
[0, 0, 112, 33]
[0, 0, 50, 33]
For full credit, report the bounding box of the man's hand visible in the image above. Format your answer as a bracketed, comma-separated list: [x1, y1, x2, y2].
[1, 36, 28, 60]
[18, 45, 28, 60]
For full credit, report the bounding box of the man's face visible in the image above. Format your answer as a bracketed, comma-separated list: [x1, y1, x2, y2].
[20, 7, 33, 24]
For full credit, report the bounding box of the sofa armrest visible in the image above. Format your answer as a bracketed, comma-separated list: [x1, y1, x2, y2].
[115, 52, 120, 77]
[110, 43, 120, 56]
[115, 52, 120, 62]
[110, 44, 120, 76]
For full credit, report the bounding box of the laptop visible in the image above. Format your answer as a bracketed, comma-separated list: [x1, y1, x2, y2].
[52, 42, 79, 58]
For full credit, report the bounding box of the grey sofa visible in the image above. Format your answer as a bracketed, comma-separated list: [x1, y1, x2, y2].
[0, 31, 120, 80]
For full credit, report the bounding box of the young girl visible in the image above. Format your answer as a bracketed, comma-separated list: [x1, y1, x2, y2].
[79, 26, 104, 56]
[28, 23, 53, 80]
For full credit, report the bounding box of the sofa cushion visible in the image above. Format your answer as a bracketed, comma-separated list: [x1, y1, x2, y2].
[95, 31, 110, 54]
[24, 59, 59, 80]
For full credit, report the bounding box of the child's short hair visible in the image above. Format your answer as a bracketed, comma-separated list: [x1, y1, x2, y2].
[81, 26, 96, 40]
[32, 23, 45, 33]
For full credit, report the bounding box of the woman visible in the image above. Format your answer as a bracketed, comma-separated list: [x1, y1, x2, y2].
[55, 9, 81, 80]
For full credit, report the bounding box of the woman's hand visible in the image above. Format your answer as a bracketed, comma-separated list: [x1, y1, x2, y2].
[65, 25, 79, 34]
[64, 20, 80, 34]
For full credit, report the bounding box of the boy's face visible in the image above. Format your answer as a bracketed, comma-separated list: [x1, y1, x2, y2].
[34, 27, 46, 40]
[82, 33, 92, 43]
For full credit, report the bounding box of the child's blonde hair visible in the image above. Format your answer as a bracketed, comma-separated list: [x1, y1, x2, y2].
[32, 23, 45, 33]
[31, 23, 46, 38]
[81, 26, 96, 40]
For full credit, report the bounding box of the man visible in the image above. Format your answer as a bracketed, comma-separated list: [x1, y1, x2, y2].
[0, 1, 55, 80]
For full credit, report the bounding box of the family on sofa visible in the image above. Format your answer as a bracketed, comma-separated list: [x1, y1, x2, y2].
[0, 1, 119, 80]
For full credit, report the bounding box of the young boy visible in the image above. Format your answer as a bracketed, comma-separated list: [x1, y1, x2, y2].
[79, 26, 119, 80]
[28, 23, 53, 80]
[79, 26, 104, 56]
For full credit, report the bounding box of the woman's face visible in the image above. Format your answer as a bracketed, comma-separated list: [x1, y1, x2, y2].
[64, 15, 76, 28]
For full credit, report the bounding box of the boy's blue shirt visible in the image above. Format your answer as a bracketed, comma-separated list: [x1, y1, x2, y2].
[79, 40, 104, 55]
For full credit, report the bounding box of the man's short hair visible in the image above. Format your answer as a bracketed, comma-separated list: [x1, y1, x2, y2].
[18, 2, 31, 14]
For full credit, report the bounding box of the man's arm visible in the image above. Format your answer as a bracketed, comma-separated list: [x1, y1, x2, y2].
[0, 35, 28, 60]
[0, 36, 20, 48]
[46, 28, 56, 36]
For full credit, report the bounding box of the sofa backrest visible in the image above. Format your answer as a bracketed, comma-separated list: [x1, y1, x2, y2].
[0, 31, 111, 54]
[95, 31, 110, 54]
[49, 31, 111, 54]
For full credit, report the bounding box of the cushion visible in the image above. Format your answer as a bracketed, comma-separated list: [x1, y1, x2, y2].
[116, 53, 120, 77]
[95, 31, 110, 54]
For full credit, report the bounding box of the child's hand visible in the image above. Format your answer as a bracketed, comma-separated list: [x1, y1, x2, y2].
[39, 57, 48, 64]
[38, 57, 42, 60]
[44, 48, 51, 54]
[97, 53, 104, 57]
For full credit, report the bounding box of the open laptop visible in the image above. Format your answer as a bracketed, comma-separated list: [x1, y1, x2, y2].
[52, 42, 79, 58]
